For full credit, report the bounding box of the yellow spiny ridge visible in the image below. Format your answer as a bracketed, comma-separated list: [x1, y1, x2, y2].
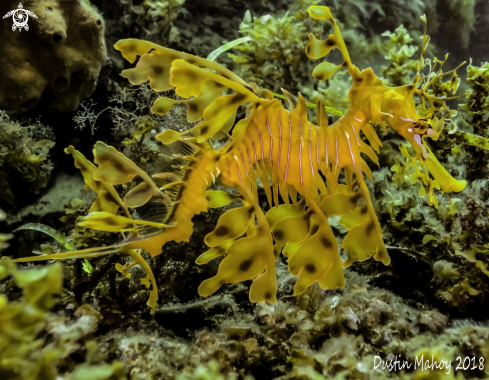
[13, 6, 467, 313]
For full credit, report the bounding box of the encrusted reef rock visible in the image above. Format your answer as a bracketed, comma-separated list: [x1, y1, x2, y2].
[0, 0, 106, 114]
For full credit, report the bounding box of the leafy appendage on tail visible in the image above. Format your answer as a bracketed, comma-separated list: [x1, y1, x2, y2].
[14, 145, 164, 313]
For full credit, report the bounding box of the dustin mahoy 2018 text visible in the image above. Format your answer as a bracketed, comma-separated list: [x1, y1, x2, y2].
[374, 354, 485, 374]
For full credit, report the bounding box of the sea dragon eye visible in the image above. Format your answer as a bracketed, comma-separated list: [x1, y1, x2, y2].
[413, 119, 429, 134]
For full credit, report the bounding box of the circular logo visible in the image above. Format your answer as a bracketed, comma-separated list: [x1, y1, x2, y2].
[3, 3, 38, 32]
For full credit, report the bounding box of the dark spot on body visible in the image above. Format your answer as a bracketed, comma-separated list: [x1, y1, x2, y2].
[306, 45, 311, 55]
[247, 205, 255, 215]
[407, 85, 414, 90]
[103, 191, 117, 203]
[214, 226, 229, 236]
[350, 193, 362, 204]
[231, 93, 247, 104]
[273, 230, 284, 240]
[366, 221, 375, 236]
[152, 65, 164, 75]
[188, 103, 198, 112]
[325, 39, 335, 46]
[185, 72, 197, 82]
[129, 183, 148, 195]
[360, 206, 368, 214]
[315, 74, 325, 81]
[356, 78, 363, 82]
[112, 161, 125, 173]
[186, 58, 196, 64]
[305, 263, 316, 273]
[240, 259, 253, 272]
[200, 126, 209, 135]
[311, 225, 319, 235]
[321, 237, 333, 248]
[165, 53, 179, 61]
[264, 292, 271, 299]
[342, 61, 348, 67]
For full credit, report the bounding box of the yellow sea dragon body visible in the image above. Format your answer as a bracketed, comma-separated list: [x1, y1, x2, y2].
[15, 6, 466, 313]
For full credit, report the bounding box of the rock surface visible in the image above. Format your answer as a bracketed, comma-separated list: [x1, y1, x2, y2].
[0, 0, 106, 114]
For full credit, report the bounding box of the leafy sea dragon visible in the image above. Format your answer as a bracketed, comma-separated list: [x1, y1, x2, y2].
[13, 6, 466, 313]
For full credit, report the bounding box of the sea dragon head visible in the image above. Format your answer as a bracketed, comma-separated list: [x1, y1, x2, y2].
[379, 84, 466, 194]
[306, 5, 467, 197]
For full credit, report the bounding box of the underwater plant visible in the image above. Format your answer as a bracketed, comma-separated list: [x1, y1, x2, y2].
[460, 61, 489, 136]
[381, 24, 419, 87]
[111, 0, 186, 47]
[0, 257, 63, 379]
[0, 255, 127, 379]
[226, 0, 322, 95]
[13, 6, 467, 314]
